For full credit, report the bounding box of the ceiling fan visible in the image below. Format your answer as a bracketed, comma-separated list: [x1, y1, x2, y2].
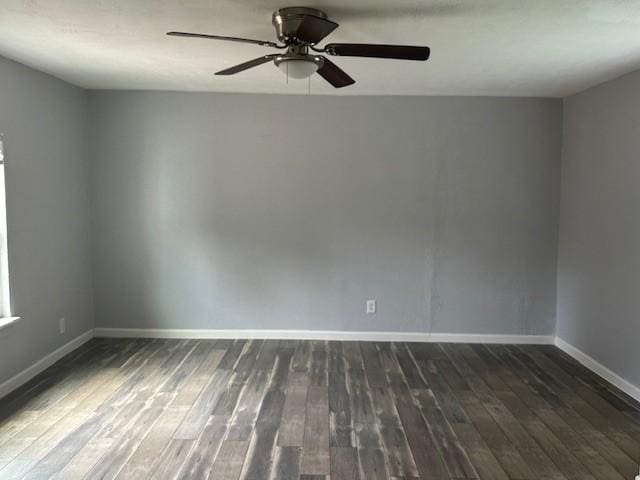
[167, 6, 431, 88]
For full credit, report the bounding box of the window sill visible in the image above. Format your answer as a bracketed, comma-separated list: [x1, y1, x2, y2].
[0, 316, 20, 331]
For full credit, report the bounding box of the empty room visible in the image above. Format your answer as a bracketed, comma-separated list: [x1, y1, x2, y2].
[1, 1, 639, 479]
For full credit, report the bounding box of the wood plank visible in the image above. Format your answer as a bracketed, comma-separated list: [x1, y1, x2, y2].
[0, 342, 170, 478]
[159, 341, 213, 393]
[77, 342, 197, 478]
[217, 340, 248, 371]
[438, 345, 535, 480]
[407, 344, 470, 423]
[343, 342, 378, 446]
[72, 400, 169, 479]
[432, 347, 529, 480]
[330, 446, 359, 480]
[115, 406, 190, 479]
[327, 341, 352, 447]
[231, 340, 265, 386]
[367, 344, 418, 479]
[0, 342, 123, 447]
[411, 388, 478, 479]
[149, 439, 195, 479]
[212, 340, 264, 417]
[270, 446, 300, 480]
[359, 342, 386, 387]
[342, 342, 390, 478]
[52, 438, 115, 480]
[239, 347, 294, 480]
[451, 423, 509, 480]
[23, 341, 194, 479]
[357, 447, 387, 480]
[174, 341, 246, 440]
[514, 345, 640, 477]
[209, 441, 248, 480]
[449, 344, 569, 480]
[309, 341, 328, 387]
[176, 416, 227, 480]
[289, 340, 312, 387]
[0, 368, 119, 465]
[278, 385, 307, 447]
[392, 343, 427, 389]
[176, 343, 278, 478]
[226, 342, 280, 442]
[300, 386, 330, 476]
[385, 343, 447, 479]
[485, 344, 628, 480]
[171, 348, 226, 408]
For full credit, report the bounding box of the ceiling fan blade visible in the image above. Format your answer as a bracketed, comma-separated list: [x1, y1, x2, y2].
[167, 31, 280, 48]
[215, 55, 278, 75]
[294, 16, 338, 44]
[324, 43, 430, 61]
[316, 57, 355, 88]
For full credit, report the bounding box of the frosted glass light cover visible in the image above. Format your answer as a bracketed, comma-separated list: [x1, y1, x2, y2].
[278, 59, 319, 79]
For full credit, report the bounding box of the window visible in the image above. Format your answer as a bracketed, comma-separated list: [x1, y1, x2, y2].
[0, 134, 16, 326]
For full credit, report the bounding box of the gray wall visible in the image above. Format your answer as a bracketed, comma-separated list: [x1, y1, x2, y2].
[89, 92, 562, 335]
[558, 70, 640, 388]
[0, 56, 94, 383]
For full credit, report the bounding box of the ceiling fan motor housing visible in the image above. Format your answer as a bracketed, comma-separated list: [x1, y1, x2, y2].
[272, 7, 329, 44]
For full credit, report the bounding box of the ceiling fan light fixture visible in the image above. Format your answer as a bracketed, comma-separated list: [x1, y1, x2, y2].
[169, 6, 431, 88]
[275, 55, 323, 79]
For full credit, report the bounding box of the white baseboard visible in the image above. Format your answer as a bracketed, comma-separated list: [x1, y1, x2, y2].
[429, 333, 554, 344]
[93, 327, 554, 345]
[0, 329, 94, 400]
[555, 337, 640, 403]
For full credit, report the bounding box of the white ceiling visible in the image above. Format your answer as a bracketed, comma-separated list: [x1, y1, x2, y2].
[1, 0, 640, 97]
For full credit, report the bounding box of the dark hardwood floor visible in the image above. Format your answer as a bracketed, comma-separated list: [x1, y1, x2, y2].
[0, 338, 638, 479]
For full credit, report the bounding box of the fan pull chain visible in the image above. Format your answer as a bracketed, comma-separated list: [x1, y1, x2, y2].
[308, 76, 311, 95]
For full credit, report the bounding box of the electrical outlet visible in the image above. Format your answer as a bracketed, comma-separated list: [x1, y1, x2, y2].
[59, 318, 66, 334]
[366, 299, 376, 314]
